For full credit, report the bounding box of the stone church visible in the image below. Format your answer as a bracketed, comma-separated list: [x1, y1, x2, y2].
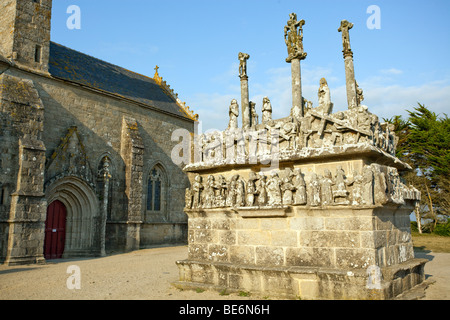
[0, 0, 198, 265]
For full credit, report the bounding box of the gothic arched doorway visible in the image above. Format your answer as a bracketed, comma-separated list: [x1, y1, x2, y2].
[45, 176, 100, 258]
[44, 200, 67, 259]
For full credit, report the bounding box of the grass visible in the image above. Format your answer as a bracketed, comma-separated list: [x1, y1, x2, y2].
[219, 289, 229, 296]
[412, 232, 450, 253]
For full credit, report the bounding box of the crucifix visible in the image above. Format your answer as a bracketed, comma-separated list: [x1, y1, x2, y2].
[285, 13, 307, 118]
[338, 20, 358, 109]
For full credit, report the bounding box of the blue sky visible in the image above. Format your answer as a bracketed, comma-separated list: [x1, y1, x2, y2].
[50, 0, 450, 131]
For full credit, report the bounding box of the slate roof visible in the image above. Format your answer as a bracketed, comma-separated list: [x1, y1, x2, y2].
[48, 42, 192, 120]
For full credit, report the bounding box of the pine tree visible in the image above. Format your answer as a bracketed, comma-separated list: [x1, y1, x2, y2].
[386, 104, 449, 232]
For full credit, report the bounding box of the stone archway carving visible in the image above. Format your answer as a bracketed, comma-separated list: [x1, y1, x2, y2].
[45, 176, 100, 258]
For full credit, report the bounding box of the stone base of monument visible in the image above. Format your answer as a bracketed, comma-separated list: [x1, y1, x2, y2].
[174, 205, 427, 300]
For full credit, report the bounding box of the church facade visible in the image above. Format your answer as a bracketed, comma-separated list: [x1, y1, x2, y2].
[0, 0, 197, 265]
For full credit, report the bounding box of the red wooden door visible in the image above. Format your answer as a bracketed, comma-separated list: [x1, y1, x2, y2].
[44, 200, 66, 259]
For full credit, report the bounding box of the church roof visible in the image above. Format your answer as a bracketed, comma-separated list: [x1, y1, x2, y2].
[48, 42, 195, 121]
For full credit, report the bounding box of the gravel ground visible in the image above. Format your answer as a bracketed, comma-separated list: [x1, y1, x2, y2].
[0, 245, 448, 300]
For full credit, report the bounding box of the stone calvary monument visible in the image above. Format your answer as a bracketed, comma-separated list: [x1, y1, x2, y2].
[174, 14, 427, 300]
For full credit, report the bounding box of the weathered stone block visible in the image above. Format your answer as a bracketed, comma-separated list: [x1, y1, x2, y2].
[324, 216, 374, 231]
[300, 230, 360, 248]
[290, 217, 324, 231]
[217, 230, 236, 245]
[208, 244, 228, 262]
[286, 247, 334, 267]
[237, 230, 271, 246]
[271, 230, 298, 247]
[188, 244, 208, 260]
[230, 245, 255, 265]
[335, 248, 377, 269]
[255, 246, 284, 266]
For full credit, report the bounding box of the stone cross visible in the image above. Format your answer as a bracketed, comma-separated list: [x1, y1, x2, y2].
[239, 52, 251, 129]
[285, 13, 307, 117]
[239, 52, 250, 79]
[338, 20, 353, 57]
[338, 20, 358, 109]
[153, 65, 162, 84]
[284, 13, 307, 62]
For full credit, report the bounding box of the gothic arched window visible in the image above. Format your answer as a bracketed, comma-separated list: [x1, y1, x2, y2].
[147, 166, 165, 212]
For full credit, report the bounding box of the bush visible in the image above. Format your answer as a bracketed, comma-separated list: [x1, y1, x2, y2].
[411, 221, 418, 233]
[434, 220, 450, 237]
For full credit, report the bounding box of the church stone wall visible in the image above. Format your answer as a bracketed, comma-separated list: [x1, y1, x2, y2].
[1, 66, 193, 259]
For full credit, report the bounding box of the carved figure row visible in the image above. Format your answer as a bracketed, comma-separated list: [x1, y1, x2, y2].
[198, 102, 398, 168]
[185, 165, 419, 210]
[198, 79, 397, 168]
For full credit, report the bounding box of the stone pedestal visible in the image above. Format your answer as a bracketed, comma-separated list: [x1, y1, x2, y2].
[175, 142, 426, 299]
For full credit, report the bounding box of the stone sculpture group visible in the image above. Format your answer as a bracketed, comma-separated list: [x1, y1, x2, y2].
[185, 164, 419, 210]
[195, 92, 399, 169]
[176, 13, 426, 300]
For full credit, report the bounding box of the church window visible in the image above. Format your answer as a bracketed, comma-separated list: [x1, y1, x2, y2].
[35, 45, 42, 63]
[147, 166, 166, 212]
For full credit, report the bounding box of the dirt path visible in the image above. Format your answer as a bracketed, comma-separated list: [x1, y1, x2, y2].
[415, 251, 450, 300]
[0, 246, 448, 300]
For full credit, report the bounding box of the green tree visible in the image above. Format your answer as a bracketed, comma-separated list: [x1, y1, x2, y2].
[386, 104, 449, 233]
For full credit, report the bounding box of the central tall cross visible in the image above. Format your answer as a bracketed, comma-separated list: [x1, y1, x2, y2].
[285, 13, 307, 118]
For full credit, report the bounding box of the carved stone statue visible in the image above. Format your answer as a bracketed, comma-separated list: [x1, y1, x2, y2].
[348, 170, 363, 205]
[290, 104, 303, 123]
[226, 174, 239, 207]
[203, 175, 216, 208]
[356, 106, 371, 133]
[215, 175, 227, 207]
[321, 169, 334, 206]
[293, 168, 307, 205]
[267, 172, 282, 206]
[246, 172, 258, 207]
[318, 78, 333, 115]
[356, 82, 364, 106]
[371, 164, 388, 205]
[309, 173, 321, 206]
[262, 97, 273, 124]
[362, 165, 374, 205]
[236, 178, 246, 207]
[333, 166, 349, 205]
[256, 173, 267, 206]
[239, 52, 250, 79]
[250, 101, 259, 127]
[228, 99, 239, 129]
[338, 20, 353, 56]
[192, 174, 203, 208]
[388, 167, 403, 204]
[284, 13, 307, 62]
[281, 169, 295, 205]
[198, 133, 207, 162]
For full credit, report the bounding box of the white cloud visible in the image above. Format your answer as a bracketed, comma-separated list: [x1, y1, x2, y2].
[380, 68, 403, 75]
[359, 82, 450, 120]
